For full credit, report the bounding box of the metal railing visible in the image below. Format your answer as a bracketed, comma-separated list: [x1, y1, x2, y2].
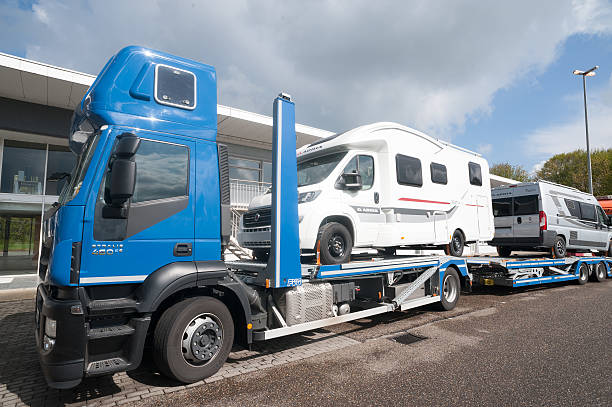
[230, 179, 270, 209]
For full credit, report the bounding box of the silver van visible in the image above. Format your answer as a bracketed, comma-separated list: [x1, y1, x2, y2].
[490, 181, 612, 257]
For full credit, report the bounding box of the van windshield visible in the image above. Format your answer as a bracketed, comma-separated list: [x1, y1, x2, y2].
[297, 152, 347, 187]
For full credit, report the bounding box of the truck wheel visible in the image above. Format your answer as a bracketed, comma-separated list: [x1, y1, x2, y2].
[252, 249, 269, 262]
[497, 246, 512, 257]
[576, 263, 589, 285]
[552, 236, 566, 258]
[439, 268, 460, 311]
[154, 297, 234, 383]
[444, 230, 464, 257]
[592, 262, 607, 282]
[318, 222, 352, 264]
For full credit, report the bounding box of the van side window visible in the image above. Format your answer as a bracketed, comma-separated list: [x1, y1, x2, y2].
[468, 162, 482, 186]
[430, 162, 447, 185]
[564, 199, 581, 218]
[514, 195, 538, 216]
[492, 198, 512, 217]
[596, 206, 608, 224]
[396, 154, 422, 187]
[132, 139, 189, 203]
[579, 202, 596, 221]
[341, 155, 374, 190]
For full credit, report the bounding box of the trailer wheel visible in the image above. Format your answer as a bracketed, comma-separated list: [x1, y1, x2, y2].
[497, 246, 512, 257]
[576, 263, 589, 285]
[439, 268, 460, 311]
[444, 230, 464, 257]
[318, 222, 352, 264]
[591, 262, 607, 282]
[552, 236, 566, 258]
[154, 297, 234, 383]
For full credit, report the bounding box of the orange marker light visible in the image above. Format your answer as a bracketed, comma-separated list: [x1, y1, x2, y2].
[247, 323, 253, 330]
[265, 279, 270, 289]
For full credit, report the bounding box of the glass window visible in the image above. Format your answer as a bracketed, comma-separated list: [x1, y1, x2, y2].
[1, 140, 46, 195]
[514, 195, 539, 216]
[430, 162, 447, 185]
[396, 154, 422, 187]
[468, 162, 482, 186]
[492, 198, 512, 217]
[132, 140, 189, 203]
[596, 206, 608, 224]
[298, 152, 347, 187]
[155, 65, 196, 109]
[229, 157, 260, 169]
[564, 199, 581, 218]
[262, 162, 272, 183]
[579, 202, 596, 221]
[339, 155, 374, 190]
[45, 145, 76, 196]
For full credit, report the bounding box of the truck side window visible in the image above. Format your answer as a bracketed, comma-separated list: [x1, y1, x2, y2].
[564, 199, 581, 218]
[492, 198, 512, 217]
[514, 195, 538, 216]
[396, 154, 422, 187]
[430, 162, 447, 185]
[132, 140, 189, 203]
[341, 155, 374, 190]
[468, 162, 482, 186]
[579, 202, 596, 221]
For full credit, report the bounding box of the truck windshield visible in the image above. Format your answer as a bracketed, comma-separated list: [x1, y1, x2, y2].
[58, 132, 100, 205]
[297, 152, 347, 187]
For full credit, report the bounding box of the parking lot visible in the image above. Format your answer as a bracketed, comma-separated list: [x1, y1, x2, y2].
[0, 280, 610, 406]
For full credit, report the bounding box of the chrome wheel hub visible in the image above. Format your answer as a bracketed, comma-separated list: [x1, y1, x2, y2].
[182, 314, 223, 366]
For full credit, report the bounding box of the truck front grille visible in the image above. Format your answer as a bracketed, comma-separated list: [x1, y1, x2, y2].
[243, 207, 272, 228]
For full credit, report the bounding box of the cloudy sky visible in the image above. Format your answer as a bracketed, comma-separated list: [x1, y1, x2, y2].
[1, 0, 611, 172]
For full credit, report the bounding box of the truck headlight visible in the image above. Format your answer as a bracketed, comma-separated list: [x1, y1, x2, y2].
[298, 190, 321, 204]
[45, 317, 57, 338]
[43, 335, 55, 351]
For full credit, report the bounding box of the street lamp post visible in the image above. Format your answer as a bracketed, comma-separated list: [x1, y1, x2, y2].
[572, 65, 598, 195]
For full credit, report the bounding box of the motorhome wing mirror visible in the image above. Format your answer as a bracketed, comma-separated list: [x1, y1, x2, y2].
[341, 172, 362, 190]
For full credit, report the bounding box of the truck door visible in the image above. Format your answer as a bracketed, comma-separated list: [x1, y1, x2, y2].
[79, 130, 195, 284]
[339, 154, 383, 245]
[513, 194, 540, 241]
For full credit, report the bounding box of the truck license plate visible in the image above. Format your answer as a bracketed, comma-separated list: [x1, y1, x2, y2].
[484, 278, 494, 286]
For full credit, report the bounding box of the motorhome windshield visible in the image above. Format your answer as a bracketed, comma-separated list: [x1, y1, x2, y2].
[58, 131, 100, 205]
[297, 151, 347, 187]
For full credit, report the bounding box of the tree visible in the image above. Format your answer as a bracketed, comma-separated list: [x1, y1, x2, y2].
[535, 148, 611, 196]
[490, 162, 532, 182]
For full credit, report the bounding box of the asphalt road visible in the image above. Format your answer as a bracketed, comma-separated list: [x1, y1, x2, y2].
[136, 280, 612, 407]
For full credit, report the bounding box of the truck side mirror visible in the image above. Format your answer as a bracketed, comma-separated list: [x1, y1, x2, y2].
[340, 172, 362, 191]
[102, 133, 140, 219]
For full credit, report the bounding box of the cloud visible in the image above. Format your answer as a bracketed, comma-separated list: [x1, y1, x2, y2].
[476, 143, 493, 155]
[1, 0, 612, 139]
[523, 72, 612, 159]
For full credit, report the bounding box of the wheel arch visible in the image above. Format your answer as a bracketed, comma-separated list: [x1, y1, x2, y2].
[318, 215, 355, 247]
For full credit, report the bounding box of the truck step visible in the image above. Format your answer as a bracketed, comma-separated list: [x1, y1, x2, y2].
[86, 357, 129, 375]
[88, 324, 135, 340]
[88, 298, 138, 311]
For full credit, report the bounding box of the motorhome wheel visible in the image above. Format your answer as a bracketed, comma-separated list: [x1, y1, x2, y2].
[552, 236, 566, 258]
[444, 230, 464, 257]
[497, 246, 512, 257]
[318, 222, 352, 264]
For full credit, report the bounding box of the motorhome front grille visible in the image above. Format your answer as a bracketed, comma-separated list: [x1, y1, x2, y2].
[243, 207, 272, 227]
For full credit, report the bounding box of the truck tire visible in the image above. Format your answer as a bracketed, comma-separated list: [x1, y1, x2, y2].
[497, 246, 512, 257]
[317, 222, 352, 264]
[591, 262, 607, 282]
[252, 249, 269, 262]
[576, 263, 589, 285]
[439, 268, 460, 311]
[444, 230, 464, 257]
[154, 297, 234, 383]
[552, 236, 566, 258]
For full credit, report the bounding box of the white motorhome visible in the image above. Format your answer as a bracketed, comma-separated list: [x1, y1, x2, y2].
[490, 181, 612, 257]
[237, 122, 494, 264]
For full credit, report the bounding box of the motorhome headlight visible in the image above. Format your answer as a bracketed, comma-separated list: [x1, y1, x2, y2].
[298, 190, 321, 204]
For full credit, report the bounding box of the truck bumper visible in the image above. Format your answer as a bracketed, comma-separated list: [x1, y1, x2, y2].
[35, 284, 86, 389]
[490, 230, 557, 249]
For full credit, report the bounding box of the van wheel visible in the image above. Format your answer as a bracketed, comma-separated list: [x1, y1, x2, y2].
[591, 262, 607, 282]
[252, 249, 269, 262]
[438, 268, 460, 311]
[154, 297, 234, 383]
[552, 236, 566, 258]
[497, 246, 512, 257]
[576, 263, 589, 285]
[318, 222, 352, 264]
[444, 230, 464, 257]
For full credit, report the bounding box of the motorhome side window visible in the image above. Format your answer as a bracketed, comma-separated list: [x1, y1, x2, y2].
[132, 140, 189, 203]
[396, 154, 422, 187]
[564, 199, 581, 217]
[579, 202, 596, 222]
[468, 162, 482, 186]
[155, 65, 196, 109]
[430, 162, 447, 185]
[342, 155, 374, 190]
